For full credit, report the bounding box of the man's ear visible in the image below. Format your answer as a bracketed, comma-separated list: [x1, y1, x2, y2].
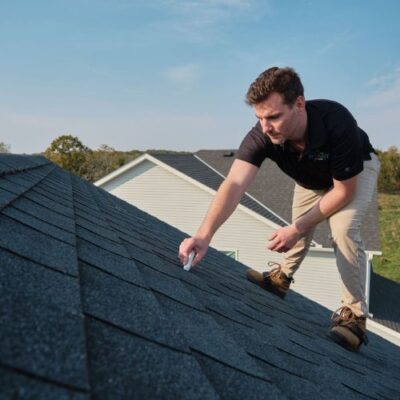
[294, 96, 306, 111]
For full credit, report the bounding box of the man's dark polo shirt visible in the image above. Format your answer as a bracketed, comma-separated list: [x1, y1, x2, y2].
[236, 99, 376, 190]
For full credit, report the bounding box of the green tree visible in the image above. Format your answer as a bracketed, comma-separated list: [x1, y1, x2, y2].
[0, 142, 11, 153]
[44, 135, 91, 176]
[377, 146, 400, 193]
[82, 146, 141, 182]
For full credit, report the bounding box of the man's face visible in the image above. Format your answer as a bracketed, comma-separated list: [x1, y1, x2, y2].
[254, 92, 305, 146]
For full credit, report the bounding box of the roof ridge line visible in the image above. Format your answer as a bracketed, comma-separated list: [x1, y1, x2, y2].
[0, 158, 52, 178]
[70, 173, 95, 394]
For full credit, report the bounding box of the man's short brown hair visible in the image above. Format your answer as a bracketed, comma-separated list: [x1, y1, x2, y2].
[246, 67, 304, 106]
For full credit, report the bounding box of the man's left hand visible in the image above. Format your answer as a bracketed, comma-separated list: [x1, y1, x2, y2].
[267, 224, 303, 253]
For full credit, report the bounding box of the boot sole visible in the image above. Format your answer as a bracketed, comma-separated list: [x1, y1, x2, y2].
[329, 330, 361, 352]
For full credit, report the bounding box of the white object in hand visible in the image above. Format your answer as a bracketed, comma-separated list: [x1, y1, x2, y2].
[183, 251, 195, 271]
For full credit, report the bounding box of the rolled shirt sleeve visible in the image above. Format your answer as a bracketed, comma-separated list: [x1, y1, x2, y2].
[236, 123, 270, 168]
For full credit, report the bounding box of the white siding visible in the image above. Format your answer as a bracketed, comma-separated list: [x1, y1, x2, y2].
[100, 160, 155, 193]
[102, 161, 282, 267]
[100, 160, 343, 311]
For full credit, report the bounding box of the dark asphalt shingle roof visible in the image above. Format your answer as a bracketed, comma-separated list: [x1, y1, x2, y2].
[370, 270, 400, 333]
[149, 152, 288, 228]
[195, 150, 381, 251]
[1, 153, 399, 399]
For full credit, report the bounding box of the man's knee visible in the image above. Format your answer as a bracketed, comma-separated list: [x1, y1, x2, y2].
[330, 225, 362, 246]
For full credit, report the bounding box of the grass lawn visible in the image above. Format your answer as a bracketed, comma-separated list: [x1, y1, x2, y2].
[373, 192, 400, 283]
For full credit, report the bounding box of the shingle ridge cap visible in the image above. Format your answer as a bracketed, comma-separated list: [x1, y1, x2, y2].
[0, 160, 52, 178]
[0, 163, 56, 213]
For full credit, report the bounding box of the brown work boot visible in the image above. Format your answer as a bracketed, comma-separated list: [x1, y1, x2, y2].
[246, 262, 293, 299]
[330, 306, 368, 351]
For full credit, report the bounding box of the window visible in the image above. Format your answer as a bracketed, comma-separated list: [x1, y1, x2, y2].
[221, 250, 238, 260]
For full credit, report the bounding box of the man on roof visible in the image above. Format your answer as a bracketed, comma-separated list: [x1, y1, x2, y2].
[178, 66, 380, 352]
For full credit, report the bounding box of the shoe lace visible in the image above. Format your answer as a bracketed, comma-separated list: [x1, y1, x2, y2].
[267, 261, 281, 274]
[331, 306, 357, 327]
[267, 262, 294, 282]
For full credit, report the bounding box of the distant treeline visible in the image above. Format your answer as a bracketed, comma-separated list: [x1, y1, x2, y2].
[3, 136, 399, 192]
[376, 147, 400, 193]
[42, 135, 190, 183]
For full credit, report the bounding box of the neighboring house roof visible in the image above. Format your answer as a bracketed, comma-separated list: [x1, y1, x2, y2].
[149, 152, 289, 229]
[196, 150, 381, 252]
[370, 270, 400, 333]
[1, 154, 399, 399]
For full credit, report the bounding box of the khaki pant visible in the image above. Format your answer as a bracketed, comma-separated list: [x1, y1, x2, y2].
[281, 153, 380, 317]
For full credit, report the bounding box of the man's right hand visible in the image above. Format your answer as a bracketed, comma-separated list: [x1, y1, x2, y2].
[177, 160, 259, 269]
[178, 236, 210, 268]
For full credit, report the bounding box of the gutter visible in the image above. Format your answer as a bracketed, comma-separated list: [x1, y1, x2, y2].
[366, 252, 373, 316]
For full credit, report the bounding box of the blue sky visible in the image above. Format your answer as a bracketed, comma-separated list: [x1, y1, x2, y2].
[1, 0, 399, 154]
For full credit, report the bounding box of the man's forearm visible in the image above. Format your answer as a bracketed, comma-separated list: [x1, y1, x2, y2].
[196, 180, 245, 240]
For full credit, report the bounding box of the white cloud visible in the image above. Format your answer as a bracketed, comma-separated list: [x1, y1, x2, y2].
[355, 68, 400, 150]
[161, 0, 253, 18]
[367, 68, 400, 89]
[319, 29, 354, 54]
[153, 0, 270, 43]
[164, 64, 199, 84]
[358, 69, 400, 110]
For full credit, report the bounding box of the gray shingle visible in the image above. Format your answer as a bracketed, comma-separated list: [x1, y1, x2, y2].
[77, 238, 143, 285]
[2, 164, 53, 191]
[0, 187, 16, 210]
[154, 292, 274, 380]
[2, 206, 76, 245]
[370, 270, 400, 333]
[80, 263, 187, 350]
[84, 318, 219, 400]
[1, 154, 398, 400]
[24, 189, 75, 219]
[1, 282, 88, 390]
[12, 195, 76, 234]
[0, 249, 81, 315]
[136, 259, 206, 311]
[194, 352, 285, 400]
[0, 368, 89, 400]
[0, 214, 78, 276]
